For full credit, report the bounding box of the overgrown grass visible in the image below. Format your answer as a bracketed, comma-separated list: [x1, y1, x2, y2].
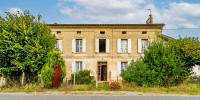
[1, 81, 200, 95]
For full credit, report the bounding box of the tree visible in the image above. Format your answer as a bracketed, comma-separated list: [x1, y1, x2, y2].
[0, 11, 56, 77]
[121, 35, 200, 86]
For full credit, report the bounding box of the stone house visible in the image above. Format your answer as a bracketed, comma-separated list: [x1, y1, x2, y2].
[48, 20, 166, 82]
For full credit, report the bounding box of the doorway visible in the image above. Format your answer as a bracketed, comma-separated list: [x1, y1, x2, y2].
[98, 62, 107, 81]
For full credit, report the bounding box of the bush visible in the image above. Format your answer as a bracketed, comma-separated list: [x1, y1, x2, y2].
[107, 82, 120, 89]
[41, 51, 66, 88]
[121, 39, 187, 86]
[71, 70, 92, 85]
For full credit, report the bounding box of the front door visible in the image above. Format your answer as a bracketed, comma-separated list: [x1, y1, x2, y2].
[98, 62, 107, 81]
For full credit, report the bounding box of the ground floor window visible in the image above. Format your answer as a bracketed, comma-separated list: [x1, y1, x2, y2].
[121, 62, 128, 71]
[76, 61, 82, 72]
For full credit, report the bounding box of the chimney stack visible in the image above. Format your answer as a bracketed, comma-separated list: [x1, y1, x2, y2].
[54, 22, 58, 24]
[146, 9, 153, 24]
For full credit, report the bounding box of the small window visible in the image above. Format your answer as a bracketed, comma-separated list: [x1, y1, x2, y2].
[100, 31, 105, 34]
[142, 31, 147, 34]
[77, 31, 81, 34]
[122, 31, 126, 34]
[76, 61, 82, 72]
[121, 62, 128, 71]
[99, 39, 106, 53]
[57, 31, 61, 34]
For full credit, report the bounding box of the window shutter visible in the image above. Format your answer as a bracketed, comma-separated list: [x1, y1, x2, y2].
[128, 39, 131, 53]
[193, 65, 199, 75]
[138, 39, 142, 53]
[82, 61, 86, 70]
[95, 39, 99, 53]
[117, 62, 121, 76]
[72, 62, 75, 73]
[59, 40, 62, 53]
[72, 39, 75, 53]
[106, 39, 110, 53]
[83, 39, 86, 52]
[117, 39, 121, 53]
[148, 39, 152, 46]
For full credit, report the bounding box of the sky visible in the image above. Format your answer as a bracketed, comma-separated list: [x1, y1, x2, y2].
[0, 0, 200, 39]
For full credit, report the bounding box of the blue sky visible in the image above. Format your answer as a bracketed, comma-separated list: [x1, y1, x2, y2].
[0, 0, 200, 39]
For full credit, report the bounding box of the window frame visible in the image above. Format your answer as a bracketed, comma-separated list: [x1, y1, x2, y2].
[76, 61, 82, 72]
[141, 39, 148, 52]
[121, 39, 128, 53]
[76, 39, 83, 52]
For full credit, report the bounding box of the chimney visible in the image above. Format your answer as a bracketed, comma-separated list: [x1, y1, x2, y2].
[146, 9, 153, 24]
[54, 22, 58, 24]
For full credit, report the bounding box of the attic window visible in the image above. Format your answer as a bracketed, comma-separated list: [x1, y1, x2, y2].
[57, 31, 61, 34]
[142, 31, 147, 34]
[77, 31, 81, 34]
[100, 31, 105, 34]
[122, 31, 127, 34]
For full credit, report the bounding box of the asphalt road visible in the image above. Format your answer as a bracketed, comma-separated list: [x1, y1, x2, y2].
[0, 93, 200, 100]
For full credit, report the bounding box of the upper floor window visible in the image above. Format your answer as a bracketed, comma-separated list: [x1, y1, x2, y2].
[76, 39, 82, 52]
[121, 39, 128, 53]
[56, 39, 62, 53]
[99, 39, 106, 52]
[142, 31, 147, 34]
[141, 39, 148, 52]
[57, 31, 61, 34]
[77, 31, 81, 34]
[95, 39, 110, 53]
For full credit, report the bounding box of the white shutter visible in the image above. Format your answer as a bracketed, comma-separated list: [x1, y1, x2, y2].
[117, 39, 121, 53]
[83, 39, 86, 52]
[117, 62, 121, 76]
[106, 39, 110, 53]
[128, 39, 131, 53]
[72, 39, 75, 53]
[95, 39, 99, 53]
[193, 65, 199, 75]
[138, 39, 142, 53]
[82, 61, 86, 70]
[72, 62, 75, 73]
[59, 40, 62, 53]
[128, 61, 131, 67]
[148, 39, 152, 46]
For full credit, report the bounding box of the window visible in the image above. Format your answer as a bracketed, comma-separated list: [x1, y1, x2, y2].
[100, 31, 105, 34]
[142, 31, 147, 34]
[56, 39, 62, 53]
[76, 62, 82, 72]
[121, 62, 128, 71]
[57, 31, 61, 34]
[76, 39, 82, 52]
[141, 39, 148, 52]
[121, 39, 128, 53]
[99, 39, 106, 52]
[77, 31, 81, 34]
[122, 31, 126, 34]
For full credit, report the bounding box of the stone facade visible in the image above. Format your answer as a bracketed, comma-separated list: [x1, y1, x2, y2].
[49, 24, 165, 82]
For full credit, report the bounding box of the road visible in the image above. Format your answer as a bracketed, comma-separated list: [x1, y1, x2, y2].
[0, 93, 200, 100]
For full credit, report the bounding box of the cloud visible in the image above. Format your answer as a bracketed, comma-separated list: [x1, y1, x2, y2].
[8, 8, 23, 15]
[58, 0, 200, 29]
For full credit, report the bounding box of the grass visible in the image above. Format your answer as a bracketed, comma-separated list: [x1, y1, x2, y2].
[0, 81, 200, 95]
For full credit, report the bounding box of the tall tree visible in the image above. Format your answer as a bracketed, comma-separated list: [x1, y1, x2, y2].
[0, 11, 57, 77]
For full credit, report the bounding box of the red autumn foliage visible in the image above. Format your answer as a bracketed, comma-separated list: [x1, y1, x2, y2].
[51, 68, 62, 88]
[107, 82, 120, 89]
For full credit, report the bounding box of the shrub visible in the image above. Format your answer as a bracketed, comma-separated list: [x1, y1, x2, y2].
[107, 82, 120, 89]
[71, 70, 92, 85]
[41, 51, 66, 88]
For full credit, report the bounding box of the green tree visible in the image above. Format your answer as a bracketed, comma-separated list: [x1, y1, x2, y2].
[121, 35, 200, 86]
[0, 11, 56, 77]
